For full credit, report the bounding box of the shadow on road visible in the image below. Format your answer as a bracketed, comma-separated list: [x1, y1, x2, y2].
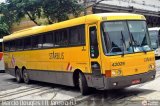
[2, 75, 156, 106]
[77, 88, 156, 106]
[4, 77, 79, 93]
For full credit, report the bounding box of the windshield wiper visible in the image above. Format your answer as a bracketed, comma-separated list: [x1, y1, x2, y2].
[130, 32, 147, 54]
[130, 33, 138, 46]
[141, 46, 147, 54]
[141, 33, 148, 54]
[121, 31, 126, 56]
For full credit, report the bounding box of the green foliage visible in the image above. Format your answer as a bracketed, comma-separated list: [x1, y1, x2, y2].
[5, 0, 42, 25]
[42, 0, 83, 23]
[0, 0, 83, 26]
[0, 16, 10, 37]
[0, 2, 14, 27]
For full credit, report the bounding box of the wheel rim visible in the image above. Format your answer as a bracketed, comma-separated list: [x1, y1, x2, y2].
[79, 75, 83, 93]
[16, 70, 20, 81]
[23, 71, 28, 83]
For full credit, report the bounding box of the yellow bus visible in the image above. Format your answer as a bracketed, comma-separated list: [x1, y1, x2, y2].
[3, 13, 156, 95]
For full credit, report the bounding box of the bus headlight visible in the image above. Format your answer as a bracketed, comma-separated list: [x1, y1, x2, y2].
[112, 70, 116, 76]
[111, 69, 122, 77]
[149, 64, 155, 70]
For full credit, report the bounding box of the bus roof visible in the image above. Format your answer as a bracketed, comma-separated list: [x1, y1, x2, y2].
[148, 27, 160, 31]
[3, 13, 145, 42]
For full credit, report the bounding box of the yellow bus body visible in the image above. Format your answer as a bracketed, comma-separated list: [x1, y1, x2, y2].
[3, 13, 156, 90]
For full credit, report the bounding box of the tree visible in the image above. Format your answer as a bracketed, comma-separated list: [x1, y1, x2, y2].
[0, 16, 10, 37]
[0, 2, 14, 28]
[0, 2, 18, 36]
[42, 0, 83, 24]
[5, 0, 42, 25]
[0, 0, 83, 26]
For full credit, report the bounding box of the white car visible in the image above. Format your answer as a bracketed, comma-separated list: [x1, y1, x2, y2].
[149, 27, 160, 57]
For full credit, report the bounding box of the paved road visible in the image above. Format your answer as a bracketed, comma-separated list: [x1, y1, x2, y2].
[0, 60, 160, 106]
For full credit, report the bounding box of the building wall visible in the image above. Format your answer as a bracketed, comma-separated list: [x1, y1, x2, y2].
[101, 0, 160, 12]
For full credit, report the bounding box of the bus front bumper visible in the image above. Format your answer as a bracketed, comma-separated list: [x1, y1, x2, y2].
[104, 70, 156, 89]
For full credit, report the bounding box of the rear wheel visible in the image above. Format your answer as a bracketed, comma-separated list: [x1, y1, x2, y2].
[15, 68, 22, 83]
[79, 73, 89, 95]
[23, 69, 30, 84]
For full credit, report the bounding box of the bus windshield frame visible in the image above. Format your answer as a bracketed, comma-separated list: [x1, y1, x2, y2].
[101, 20, 152, 56]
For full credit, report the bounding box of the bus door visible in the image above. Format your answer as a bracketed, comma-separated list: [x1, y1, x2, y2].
[158, 30, 160, 56]
[158, 30, 160, 46]
[88, 25, 104, 89]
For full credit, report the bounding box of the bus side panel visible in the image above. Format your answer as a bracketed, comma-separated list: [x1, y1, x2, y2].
[27, 70, 74, 86]
[4, 45, 91, 87]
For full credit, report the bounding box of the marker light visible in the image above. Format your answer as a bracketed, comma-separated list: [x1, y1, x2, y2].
[105, 70, 111, 77]
[112, 69, 122, 77]
[149, 64, 155, 70]
[105, 69, 122, 77]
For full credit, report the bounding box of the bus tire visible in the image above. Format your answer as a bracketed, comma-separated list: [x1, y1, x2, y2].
[15, 68, 22, 83]
[79, 73, 89, 95]
[23, 69, 30, 84]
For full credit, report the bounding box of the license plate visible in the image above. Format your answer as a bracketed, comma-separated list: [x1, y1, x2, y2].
[132, 79, 140, 84]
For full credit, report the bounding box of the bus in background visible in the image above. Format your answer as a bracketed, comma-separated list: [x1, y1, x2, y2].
[3, 13, 156, 95]
[0, 39, 5, 72]
[149, 27, 160, 57]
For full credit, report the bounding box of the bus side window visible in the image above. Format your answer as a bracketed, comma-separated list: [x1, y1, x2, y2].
[4, 42, 10, 51]
[24, 37, 32, 50]
[38, 35, 43, 48]
[32, 35, 39, 49]
[43, 33, 53, 48]
[10, 40, 16, 51]
[69, 27, 80, 45]
[89, 26, 99, 58]
[17, 39, 23, 50]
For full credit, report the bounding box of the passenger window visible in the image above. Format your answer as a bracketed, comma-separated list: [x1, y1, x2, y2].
[10, 40, 16, 51]
[69, 25, 85, 45]
[38, 35, 43, 48]
[55, 30, 68, 47]
[55, 31, 61, 47]
[69, 27, 81, 45]
[89, 26, 99, 58]
[61, 29, 68, 46]
[4, 42, 10, 51]
[24, 37, 31, 50]
[32, 35, 39, 49]
[79, 25, 86, 44]
[17, 39, 23, 50]
[43, 33, 53, 48]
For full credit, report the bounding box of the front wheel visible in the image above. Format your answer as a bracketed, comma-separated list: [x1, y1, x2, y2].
[15, 68, 22, 83]
[79, 73, 89, 95]
[23, 69, 30, 84]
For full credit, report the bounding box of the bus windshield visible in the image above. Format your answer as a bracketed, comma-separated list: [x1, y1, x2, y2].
[149, 30, 159, 50]
[102, 21, 152, 55]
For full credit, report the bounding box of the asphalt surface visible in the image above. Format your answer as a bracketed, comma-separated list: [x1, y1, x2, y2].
[0, 59, 160, 106]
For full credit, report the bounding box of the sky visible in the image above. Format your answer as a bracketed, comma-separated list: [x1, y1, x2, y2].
[0, 0, 5, 3]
